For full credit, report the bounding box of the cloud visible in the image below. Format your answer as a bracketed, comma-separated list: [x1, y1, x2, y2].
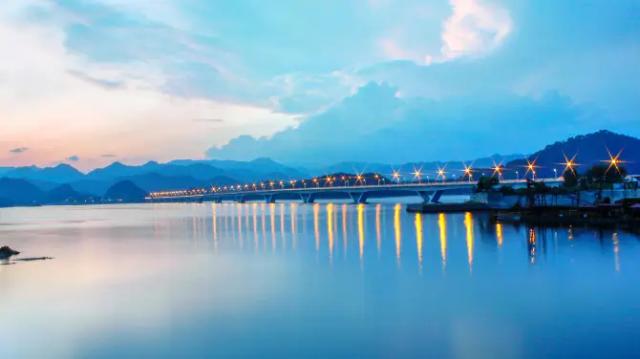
[0, 1, 296, 170]
[9, 147, 29, 154]
[101, 154, 117, 158]
[67, 155, 80, 161]
[66, 70, 124, 90]
[439, 0, 512, 60]
[208, 82, 606, 165]
[192, 118, 224, 123]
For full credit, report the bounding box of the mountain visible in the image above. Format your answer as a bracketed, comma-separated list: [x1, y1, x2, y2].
[0, 178, 45, 206]
[320, 154, 523, 178]
[103, 181, 148, 203]
[505, 130, 640, 178]
[167, 157, 308, 181]
[2, 164, 84, 183]
[46, 184, 97, 204]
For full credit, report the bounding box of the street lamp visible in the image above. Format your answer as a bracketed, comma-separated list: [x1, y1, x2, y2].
[463, 165, 473, 183]
[525, 159, 538, 180]
[413, 168, 423, 184]
[437, 168, 446, 183]
[392, 171, 401, 184]
[603, 149, 624, 174]
[562, 154, 578, 175]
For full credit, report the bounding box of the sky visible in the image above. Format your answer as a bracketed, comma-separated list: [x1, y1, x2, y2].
[1, 0, 638, 170]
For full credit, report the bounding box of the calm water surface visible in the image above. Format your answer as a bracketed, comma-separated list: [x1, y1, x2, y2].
[1, 202, 639, 358]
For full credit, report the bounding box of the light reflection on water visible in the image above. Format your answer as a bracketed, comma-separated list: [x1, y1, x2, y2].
[0, 202, 639, 358]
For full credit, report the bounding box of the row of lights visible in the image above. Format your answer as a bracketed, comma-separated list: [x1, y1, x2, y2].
[149, 150, 624, 198]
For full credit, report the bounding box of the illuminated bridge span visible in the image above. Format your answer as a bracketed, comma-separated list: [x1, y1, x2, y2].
[147, 178, 563, 204]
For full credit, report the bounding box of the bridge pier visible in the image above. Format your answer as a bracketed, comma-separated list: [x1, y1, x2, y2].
[416, 191, 432, 203]
[431, 190, 444, 203]
[348, 192, 368, 204]
[300, 193, 315, 204]
[265, 195, 276, 203]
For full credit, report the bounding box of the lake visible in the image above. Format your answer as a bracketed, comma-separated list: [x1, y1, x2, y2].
[1, 202, 639, 358]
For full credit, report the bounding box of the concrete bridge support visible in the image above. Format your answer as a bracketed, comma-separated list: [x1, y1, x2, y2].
[430, 190, 444, 203]
[264, 195, 276, 203]
[416, 191, 432, 203]
[348, 192, 369, 204]
[300, 193, 315, 204]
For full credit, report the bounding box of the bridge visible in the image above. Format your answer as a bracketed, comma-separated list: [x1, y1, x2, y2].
[147, 178, 563, 204]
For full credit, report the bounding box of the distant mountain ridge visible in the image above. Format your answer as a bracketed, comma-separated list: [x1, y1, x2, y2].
[0, 130, 637, 207]
[506, 130, 640, 177]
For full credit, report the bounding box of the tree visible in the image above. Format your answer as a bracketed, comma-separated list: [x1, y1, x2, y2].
[584, 164, 627, 185]
[562, 169, 579, 188]
[476, 175, 499, 192]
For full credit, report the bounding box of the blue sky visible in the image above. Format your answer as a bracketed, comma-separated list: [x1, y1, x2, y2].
[0, 0, 638, 169]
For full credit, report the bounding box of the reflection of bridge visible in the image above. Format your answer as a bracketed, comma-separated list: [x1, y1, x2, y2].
[148, 178, 562, 204]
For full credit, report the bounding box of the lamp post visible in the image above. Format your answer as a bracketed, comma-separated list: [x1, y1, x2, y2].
[392, 171, 400, 184]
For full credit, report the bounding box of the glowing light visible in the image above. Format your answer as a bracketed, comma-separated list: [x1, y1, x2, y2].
[394, 204, 402, 263]
[603, 148, 625, 174]
[464, 212, 474, 271]
[438, 213, 447, 269]
[392, 171, 400, 182]
[462, 164, 473, 181]
[413, 168, 423, 181]
[492, 161, 504, 177]
[524, 158, 538, 179]
[357, 203, 365, 260]
[415, 213, 423, 267]
[327, 203, 334, 259]
[561, 153, 579, 176]
[313, 203, 320, 251]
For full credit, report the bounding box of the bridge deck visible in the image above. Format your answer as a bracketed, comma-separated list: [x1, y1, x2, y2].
[148, 178, 563, 204]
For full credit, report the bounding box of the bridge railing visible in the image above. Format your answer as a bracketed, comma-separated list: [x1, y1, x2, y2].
[148, 177, 563, 200]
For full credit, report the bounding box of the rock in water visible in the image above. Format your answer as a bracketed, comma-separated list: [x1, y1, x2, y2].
[0, 246, 20, 259]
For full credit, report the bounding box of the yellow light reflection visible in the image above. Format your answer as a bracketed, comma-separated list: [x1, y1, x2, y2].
[438, 213, 447, 269]
[280, 203, 286, 250]
[252, 203, 258, 251]
[358, 204, 365, 260]
[212, 203, 217, 244]
[394, 204, 402, 263]
[613, 232, 620, 272]
[313, 203, 320, 252]
[342, 204, 348, 256]
[415, 213, 423, 267]
[237, 204, 243, 247]
[496, 222, 503, 247]
[290, 203, 297, 235]
[261, 203, 267, 249]
[464, 212, 474, 271]
[327, 203, 335, 259]
[270, 203, 276, 251]
[375, 204, 382, 255]
[528, 227, 537, 264]
[290, 203, 297, 250]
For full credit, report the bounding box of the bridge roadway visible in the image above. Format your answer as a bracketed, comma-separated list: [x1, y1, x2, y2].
[148, 178, 562, 204]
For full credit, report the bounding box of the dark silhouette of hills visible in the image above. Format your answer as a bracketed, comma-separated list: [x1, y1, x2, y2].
[0, 130, 637, 207]
[1, 164, 84, 183]
[0, 178, 45, 207]
[103, 181, 148, 203]
[506, 130, 640, 177]
[46, 184, 98, 204]
[321, 154, 523, 178]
